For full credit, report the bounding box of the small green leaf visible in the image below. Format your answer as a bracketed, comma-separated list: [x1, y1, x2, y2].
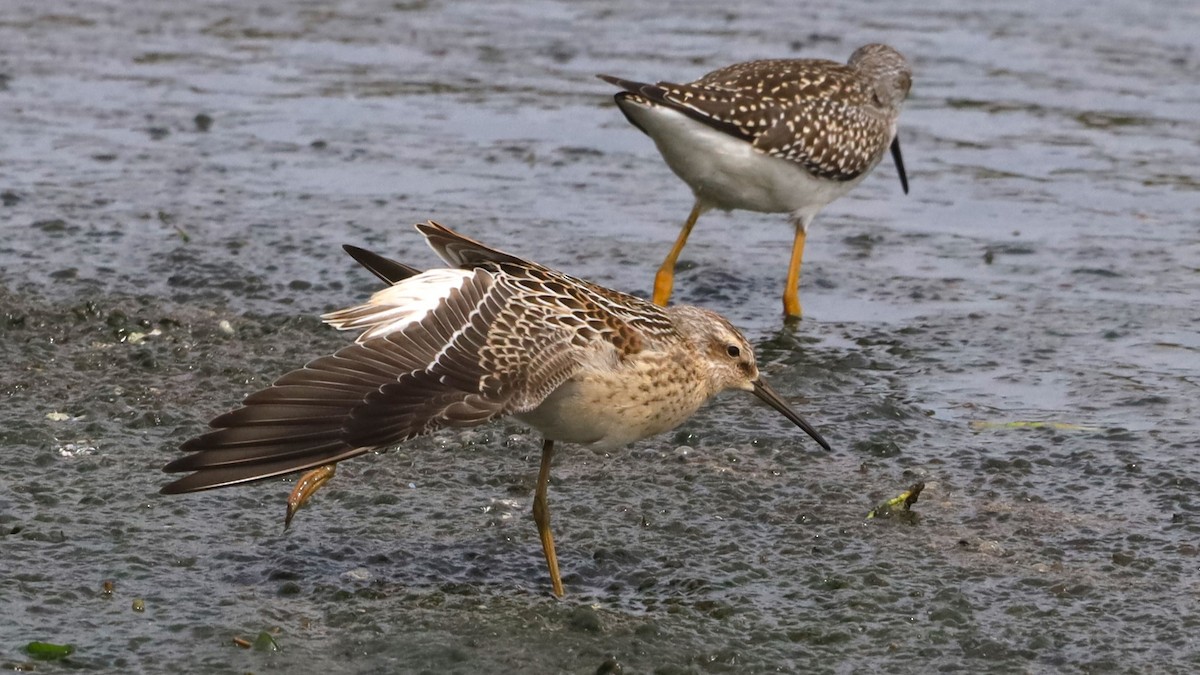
[866, 482, 925, 519]
[25, 641, 75, 660]
[251, 631, 279, 652]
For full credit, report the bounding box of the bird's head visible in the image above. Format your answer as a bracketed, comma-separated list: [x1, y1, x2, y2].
[669, 305, 831, 450]
[850, 43, 912, 109]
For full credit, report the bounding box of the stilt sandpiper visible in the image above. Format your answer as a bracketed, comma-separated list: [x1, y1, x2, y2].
[161, 221, 830, 597]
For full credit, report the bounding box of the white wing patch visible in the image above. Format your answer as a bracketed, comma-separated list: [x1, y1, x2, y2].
[322, 268, 478, 342]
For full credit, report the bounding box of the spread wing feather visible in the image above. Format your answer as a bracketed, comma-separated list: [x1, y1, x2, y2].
[162, 222, 677, 494]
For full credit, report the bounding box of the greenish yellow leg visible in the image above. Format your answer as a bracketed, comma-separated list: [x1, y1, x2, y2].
[532, 439, 564, 597]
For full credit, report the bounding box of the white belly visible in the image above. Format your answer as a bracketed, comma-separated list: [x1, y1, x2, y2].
[619, 101, 863, 221]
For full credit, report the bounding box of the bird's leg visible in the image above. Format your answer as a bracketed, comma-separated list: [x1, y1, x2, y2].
[532, 438, 564, 597]
[653, 201, 704, 306]
[783, 223, 808, 318]
[284, 464, 337, 530]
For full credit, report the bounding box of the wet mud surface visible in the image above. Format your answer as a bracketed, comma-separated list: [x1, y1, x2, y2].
[2, 0, 1199, 671]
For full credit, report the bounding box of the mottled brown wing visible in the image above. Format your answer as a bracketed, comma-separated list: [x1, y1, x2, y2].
[416, 220, 527, 267]
[418, 219, 678, 344]
[749, 95, 893, 182]
[484, 259, 680, 357]
[689, 58, 856, 99]
[598, 73, 754, 143]
[162, 269, 534, 493]
[336, 269, 589, 446]
[162, 222, 682, 494]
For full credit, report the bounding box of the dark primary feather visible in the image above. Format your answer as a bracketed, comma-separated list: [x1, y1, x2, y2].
[162, 269, 516, 493]
[343, 244, 422, 285]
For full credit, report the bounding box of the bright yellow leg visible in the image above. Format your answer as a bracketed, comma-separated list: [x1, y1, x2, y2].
[285, 464, 337, 530]
[531, 439, 564, 597]
[783, 227, 807, 318]
[652, 202, 704, 306]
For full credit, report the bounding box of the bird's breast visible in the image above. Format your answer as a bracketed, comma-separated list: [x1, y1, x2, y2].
[515, 358, 710, 449]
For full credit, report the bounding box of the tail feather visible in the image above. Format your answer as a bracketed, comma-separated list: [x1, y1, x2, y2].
[598, 74, 671, 137]
[343, 245, 422, 285]
[415, 220, 525, 268]
[596, 73, 651, 94]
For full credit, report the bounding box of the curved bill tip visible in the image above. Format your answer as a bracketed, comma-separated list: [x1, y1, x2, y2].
[751, 378, 831, 451]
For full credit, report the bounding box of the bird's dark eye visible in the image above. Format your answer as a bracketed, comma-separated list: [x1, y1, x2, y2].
[726, 345, 741, 358]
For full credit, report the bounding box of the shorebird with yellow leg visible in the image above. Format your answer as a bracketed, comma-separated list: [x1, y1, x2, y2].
[161, 221, 831, 597]
[599, 43, 911, 318]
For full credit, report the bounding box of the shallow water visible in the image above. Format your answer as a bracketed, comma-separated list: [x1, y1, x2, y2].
[2, 0, 1199, 672]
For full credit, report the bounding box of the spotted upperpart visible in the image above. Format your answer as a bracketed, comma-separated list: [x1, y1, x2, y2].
[598, 43, 911, 187]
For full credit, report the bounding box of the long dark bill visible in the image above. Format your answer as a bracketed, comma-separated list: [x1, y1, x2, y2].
[890, 136, 909, 195]
[752, 379, 831, 451]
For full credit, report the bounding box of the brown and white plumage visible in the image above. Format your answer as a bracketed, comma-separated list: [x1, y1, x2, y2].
[161, 221, 829, 596]
[599, 43, 912, 317]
